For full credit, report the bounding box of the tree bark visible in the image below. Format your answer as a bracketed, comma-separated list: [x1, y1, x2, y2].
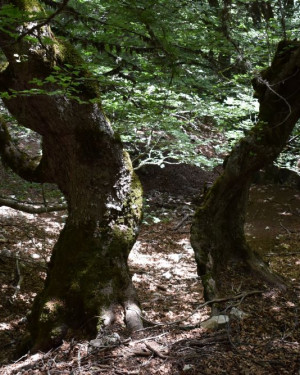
[191, 40, 300, 300]
[0, 0, 143, 352]
[247, 1, 274, 25]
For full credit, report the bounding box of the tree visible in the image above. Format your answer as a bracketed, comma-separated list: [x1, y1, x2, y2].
[191, 40, 300, 299]
[1, 0, 300, 352]
[29, 1, 299, 173]
[0, 0, 143, 352]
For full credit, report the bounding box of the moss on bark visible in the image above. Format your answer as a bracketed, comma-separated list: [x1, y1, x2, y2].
[0, 0, 144, 354]
[22, 153, 143, 352]
[192, 40, 300, 300]
[14, 0, 42, 12]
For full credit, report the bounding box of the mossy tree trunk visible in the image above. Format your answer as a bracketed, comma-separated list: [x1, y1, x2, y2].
[191, 40, 300, 300]
[0, 0, 143, 352]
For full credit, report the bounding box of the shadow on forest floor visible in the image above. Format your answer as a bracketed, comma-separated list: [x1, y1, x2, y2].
[0, 164, 299, 374]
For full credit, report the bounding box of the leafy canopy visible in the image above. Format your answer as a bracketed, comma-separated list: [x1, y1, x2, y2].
[1, 0, 300, 169]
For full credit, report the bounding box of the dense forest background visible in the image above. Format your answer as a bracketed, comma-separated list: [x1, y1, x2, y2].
[0, 0, 299, 374]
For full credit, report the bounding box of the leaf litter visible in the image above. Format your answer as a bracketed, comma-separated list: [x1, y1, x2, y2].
[0, 166, 299, 374]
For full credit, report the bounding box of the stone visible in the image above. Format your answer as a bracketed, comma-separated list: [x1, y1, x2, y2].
[230, 307, 249, 320]
[162, 271, 172, 279]
[200, 315, 229, 330]
[183, 364, 194, 371]
[89, 333, 121, 348]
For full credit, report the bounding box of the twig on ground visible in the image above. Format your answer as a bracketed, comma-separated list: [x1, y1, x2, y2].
[172, 213, 192, 231]
[10, 252, 24, 302]
[9, 348, 57, 374]
[129, 349, 152, 357]
[279, 222, 291, 234]
[13, 353, 28, 364]
[145, 343, 168, 359]
[133, 332, 169, 343]
[41, 184, 48, 208]
[265, 251, 300, 257]
[77, 346, 81, 374]
[174, 331, 228, 348]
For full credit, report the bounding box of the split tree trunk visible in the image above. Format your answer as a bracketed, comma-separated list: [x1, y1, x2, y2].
[191, 40, 300, 299]
[0, 0, 143, 351]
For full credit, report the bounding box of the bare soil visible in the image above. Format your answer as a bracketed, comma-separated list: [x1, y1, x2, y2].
[0, 165, 299, 374]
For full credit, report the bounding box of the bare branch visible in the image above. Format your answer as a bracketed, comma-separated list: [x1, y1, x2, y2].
[0, 196, 67, 213]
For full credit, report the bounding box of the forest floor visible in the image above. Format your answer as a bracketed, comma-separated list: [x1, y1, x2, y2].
[0, 164, 299, 375]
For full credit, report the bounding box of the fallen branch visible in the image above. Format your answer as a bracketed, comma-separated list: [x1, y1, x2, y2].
[265, 251, 300, 257]
[9, 253, 24, 303]
[0, 196, 67, 213]
[172, 213, 192, 231]
[174, 331, 228, 348]
[130, 349, 152, 357]
[145, 343, 168, 359]
[279, 222, 291, 234]
[10, 346, 61, 374]
[133, 333, 169, 344]
[129, 290, 263, 328]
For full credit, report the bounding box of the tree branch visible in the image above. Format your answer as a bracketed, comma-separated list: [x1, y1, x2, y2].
[16, 0, 70, 43]
[0, 196, 67, 213]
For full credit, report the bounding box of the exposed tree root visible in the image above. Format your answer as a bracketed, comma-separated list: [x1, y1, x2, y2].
[245, 252, 287, 291]
[124, 301, 143, 332]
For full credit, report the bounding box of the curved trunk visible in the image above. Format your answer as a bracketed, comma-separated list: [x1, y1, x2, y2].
[27, 150, 143, 352]
[191, 40, 300, 299]
[0, 0, 143, 352]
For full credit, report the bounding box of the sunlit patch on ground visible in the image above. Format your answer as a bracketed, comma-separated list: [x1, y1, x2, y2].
[129, 219, 206, 328]
[0, 183, 299, 374]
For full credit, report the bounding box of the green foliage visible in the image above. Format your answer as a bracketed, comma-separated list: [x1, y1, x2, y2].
[1, 0, 300, 170]
[276, 122, 300, 172]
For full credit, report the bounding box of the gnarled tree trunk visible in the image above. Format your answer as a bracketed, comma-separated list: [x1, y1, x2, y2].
[191, 40, 300, 300]
[0, 0, 143, 352]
